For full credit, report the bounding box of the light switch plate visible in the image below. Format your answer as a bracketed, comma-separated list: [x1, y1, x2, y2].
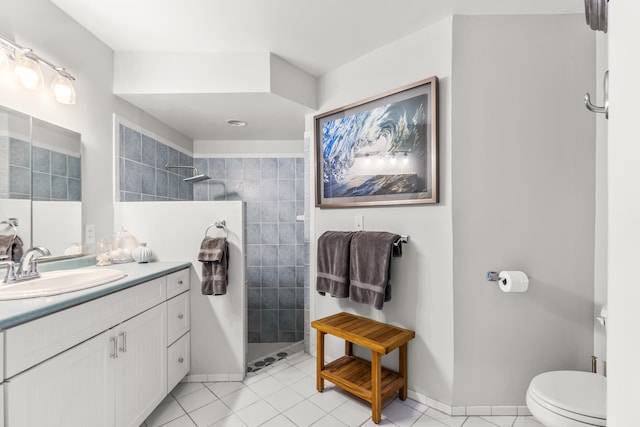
[354, 215, 364, 231]
[85, 224, 96, 244]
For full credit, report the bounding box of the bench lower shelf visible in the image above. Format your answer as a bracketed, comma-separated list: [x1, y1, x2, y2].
[319, 355, 405, 404]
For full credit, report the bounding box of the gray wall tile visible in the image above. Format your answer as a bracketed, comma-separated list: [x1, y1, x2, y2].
[32, 146, 50, 173]
[51, 151, 67, 176]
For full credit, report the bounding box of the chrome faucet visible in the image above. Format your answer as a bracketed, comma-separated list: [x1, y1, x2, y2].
[1, 246, 51, 284]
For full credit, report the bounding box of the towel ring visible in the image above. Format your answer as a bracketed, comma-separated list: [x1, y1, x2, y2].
[0, 219, 18, 239]
[205, 220, 228, 239]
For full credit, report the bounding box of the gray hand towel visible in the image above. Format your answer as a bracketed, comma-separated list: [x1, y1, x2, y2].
[316, 231, 355, 298]
[349, 231, 400, 310]
[198, 237, 229, 295]
[0, 234, 24, 262]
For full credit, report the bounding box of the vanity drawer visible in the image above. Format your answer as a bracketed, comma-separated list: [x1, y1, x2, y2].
[167, 291, 190, 345]
[167, 332, 190, 392]
[167, 269, 189, 299]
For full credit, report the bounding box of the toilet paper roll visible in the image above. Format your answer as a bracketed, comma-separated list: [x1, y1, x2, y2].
[498, 271, 529, 292]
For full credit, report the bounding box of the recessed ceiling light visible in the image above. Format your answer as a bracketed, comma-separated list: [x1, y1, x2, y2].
[226, 119, 247, 127]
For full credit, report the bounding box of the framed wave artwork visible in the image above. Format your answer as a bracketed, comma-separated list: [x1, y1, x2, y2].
[314, 77, 439, 208]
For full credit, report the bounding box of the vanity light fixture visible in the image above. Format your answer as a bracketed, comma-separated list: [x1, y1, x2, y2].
[0, 46, 9, 73]
[0, 34, 77, 105]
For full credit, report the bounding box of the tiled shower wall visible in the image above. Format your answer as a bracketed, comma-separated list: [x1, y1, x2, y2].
[193, 157, 307, 343]
[2, 136, 81, 201]
[31, 145, 81, 201]
[118, 124, 308, 344]
[119, 124, 194, 201]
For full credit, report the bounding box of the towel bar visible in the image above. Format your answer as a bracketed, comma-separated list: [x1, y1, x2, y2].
[393, 235, 409, 246]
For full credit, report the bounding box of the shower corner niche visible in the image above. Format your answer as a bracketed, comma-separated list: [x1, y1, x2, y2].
[0, 105, 83, 259]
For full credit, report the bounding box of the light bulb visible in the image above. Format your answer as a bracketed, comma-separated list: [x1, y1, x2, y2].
[14, 55, 43, 89]
[0, 48, 10, 73]
[51, 74, 76, 104]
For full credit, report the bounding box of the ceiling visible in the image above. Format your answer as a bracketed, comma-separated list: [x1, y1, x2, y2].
[51, 0, 585, 142]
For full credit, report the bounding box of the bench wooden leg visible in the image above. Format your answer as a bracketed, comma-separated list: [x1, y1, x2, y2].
[316, 330, 325, 392]
[371, 351, 382, 423]
[345, 341, 353, 356]
[399, 343, 408, 400]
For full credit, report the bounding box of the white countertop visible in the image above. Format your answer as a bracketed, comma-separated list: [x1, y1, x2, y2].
[0, 260, 191, 330]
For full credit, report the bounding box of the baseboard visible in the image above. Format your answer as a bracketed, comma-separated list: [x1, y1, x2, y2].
[406, 390, 530, 417]
[184, 373, 245, 382]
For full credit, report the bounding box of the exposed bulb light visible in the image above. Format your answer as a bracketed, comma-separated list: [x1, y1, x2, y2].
[0, 48, 10, 73]
[51, 72, 76, 104]
[0, 34, 76, 104]
[14, 54, 43, 90]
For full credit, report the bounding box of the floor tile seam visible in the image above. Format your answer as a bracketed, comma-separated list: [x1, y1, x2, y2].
[173, 387, 221, 415]
[478, 415, 517, 427]
[407, 412, 452, 427]
[237, 398, 281, 427]
[152, 400, 188, 427]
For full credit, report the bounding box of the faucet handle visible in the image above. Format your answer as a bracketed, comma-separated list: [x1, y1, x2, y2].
[1, 261, 17, 283]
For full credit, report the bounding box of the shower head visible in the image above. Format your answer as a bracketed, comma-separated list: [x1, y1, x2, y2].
[165, 164, 211, 183]
[183, 174, 211, 183]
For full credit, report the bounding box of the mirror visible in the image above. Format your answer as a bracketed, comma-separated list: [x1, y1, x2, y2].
[0, 105, 82, 259]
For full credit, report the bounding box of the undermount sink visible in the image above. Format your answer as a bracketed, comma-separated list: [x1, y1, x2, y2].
[0, 268, 127, 300]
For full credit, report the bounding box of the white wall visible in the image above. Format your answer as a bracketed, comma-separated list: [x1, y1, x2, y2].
[310, 17, 455, 405]
[451, 15, 596, 405]
[32, 201, 82, 254]
[114, 201, 246, 379]
[194, 140, 303, 157]
[607, 2, 640, 424]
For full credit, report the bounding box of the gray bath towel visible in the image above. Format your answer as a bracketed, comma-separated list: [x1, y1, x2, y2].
[316, 231, 355, 298]
[349, 231, 401, 310]
[198, 237, 229, 295]
[0, 234, 24, 262]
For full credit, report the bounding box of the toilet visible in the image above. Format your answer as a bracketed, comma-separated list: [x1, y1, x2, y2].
[526, 370, 606, 427]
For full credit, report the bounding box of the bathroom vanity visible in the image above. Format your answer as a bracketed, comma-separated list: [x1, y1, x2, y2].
[0, 261, 191, 427]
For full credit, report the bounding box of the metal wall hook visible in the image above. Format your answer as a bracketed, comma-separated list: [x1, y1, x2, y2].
[585, 70, 609, 119]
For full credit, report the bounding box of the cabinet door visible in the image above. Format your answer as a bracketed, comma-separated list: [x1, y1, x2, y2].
[115, 304, 167, 427]
[6, 330, 115, 427]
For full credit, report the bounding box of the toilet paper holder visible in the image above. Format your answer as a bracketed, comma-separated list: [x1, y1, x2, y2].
[486, 271, 501, 282]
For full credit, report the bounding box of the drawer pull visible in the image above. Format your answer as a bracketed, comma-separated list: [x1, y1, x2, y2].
[110, 337, 118, 359]
[177, 280, 183, 285]
[178, 313, 184, 319]
[178, 357, 184, 363]
[119, 331, 127, 353]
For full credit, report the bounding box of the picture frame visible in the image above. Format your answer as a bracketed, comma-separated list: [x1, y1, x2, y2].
[314, 77, 438, 208]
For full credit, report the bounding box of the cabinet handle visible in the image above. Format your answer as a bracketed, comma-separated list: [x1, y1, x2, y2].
[177, 280, 183, 285]
[178, 313, 184, 320]
[119, 331, 127, 353]
[111, 337, 118, 359]
[178, 357, 184, 363]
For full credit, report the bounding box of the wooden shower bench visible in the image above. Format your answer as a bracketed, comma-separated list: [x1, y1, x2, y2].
[311, 312, 415, 424]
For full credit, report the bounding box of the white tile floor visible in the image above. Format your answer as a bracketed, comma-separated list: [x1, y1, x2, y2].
[143, 352, 542, 427]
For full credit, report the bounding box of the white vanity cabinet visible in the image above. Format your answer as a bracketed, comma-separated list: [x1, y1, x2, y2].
[2, 266, 191, 427]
